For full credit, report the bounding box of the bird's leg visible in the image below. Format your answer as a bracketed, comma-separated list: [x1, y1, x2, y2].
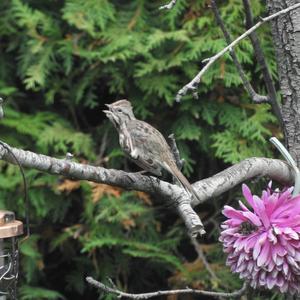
[168, 134, 185, 171]
[167, 134, 186, 186]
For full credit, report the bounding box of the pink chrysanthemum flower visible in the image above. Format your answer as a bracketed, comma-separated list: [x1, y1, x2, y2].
[219, 183, 300, 294]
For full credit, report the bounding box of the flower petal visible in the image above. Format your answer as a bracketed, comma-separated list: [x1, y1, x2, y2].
[242, 184, 255, 209]
[267, 276, 276, 289]
[223, 206, 247, 221]
[242, 211, 262, 226]
[272, 198, 300, 219]
[220, 183, 300, 292]
[243, 234, 258, 253]
[253, 238, 262, 260]
[283, 262, 289, 276]
[272, 188, 293, 213]
[253, 195, 270, 228]
[257, 240, 270, 267]
[239, 200, 249, 212]
[267, 229, 277, 244]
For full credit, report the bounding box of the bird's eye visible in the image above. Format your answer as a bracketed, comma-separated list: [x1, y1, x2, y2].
[117, 108, 122, 113]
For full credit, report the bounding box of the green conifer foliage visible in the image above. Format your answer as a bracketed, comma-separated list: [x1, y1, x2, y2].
[0, 0, 280, 298]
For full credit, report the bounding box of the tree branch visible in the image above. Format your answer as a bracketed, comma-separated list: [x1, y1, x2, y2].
[190, 237, 219, 283]
[210, 0, 269, 104]
[0, 143, 294, 234]
[0, 141, 203, 237]
[159, 0, 177, 10]
[191, 157, 293, 206]
[242, 0, 286, 141]
[86, 276, 247, 299]
[176, 2, 300, 102]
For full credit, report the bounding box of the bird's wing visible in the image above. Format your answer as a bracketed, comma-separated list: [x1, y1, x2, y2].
[126, 120, 171, 153]
[125, 120, 175, 173]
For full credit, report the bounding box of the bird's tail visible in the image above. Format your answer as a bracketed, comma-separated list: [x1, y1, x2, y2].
[163, 161, 205, 235]
[163, 161, 202, 204]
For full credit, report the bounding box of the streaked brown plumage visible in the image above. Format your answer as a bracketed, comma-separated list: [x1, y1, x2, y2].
[103, 99, 202, 205]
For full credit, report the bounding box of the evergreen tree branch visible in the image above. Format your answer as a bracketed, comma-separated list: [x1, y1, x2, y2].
[210, 0, 269, 104]
[159, 0, 177, 10]
[86, 276, 247, 299]
[0, 143, 293, 235]
[242, 0, 286, 142]
[176, 2, 300, 102]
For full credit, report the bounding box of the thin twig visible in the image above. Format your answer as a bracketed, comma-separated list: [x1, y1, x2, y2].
[95, 128, 108, 165]
[176, 2, 300, 102]
[86, 276, 247, 299]
[210, 0, 269, 104]
[241, 0, 277, 97]
[242, 0, 286, 142]
[190, 237, 219, 282]
[159, 0, 177, 10]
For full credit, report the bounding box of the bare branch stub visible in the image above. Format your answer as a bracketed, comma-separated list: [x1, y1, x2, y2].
[86, 276, 248, 299]
[159, 0, 177, 10]
[176, 2, 300, 102]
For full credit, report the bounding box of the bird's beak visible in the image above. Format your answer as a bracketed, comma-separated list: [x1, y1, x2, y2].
[102, 109, 112, 115]
[103, 104, 113, 115]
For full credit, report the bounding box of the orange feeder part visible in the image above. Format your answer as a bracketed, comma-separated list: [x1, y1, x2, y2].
[0, 211, 23, 239]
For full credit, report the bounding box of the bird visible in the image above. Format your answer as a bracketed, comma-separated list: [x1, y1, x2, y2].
[103, 99, 202, 209]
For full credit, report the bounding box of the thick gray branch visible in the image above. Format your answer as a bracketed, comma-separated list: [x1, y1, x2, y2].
[0, 142, 202, 237]
[191, 157, 293, 206]
[0, 144, 294, 235]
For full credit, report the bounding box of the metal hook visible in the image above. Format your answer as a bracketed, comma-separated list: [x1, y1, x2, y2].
[270, 137, 300, 196]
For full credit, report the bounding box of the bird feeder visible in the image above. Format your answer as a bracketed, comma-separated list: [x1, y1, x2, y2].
[0, 210, 23, 299]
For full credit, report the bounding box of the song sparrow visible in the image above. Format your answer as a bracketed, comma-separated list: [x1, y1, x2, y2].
[103, 99, 202, 204]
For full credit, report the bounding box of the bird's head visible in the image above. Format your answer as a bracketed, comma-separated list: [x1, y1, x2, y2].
[103, 99, 135, 127]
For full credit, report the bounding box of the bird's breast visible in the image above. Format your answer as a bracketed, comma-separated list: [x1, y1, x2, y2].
[119, 132, 131, 154]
